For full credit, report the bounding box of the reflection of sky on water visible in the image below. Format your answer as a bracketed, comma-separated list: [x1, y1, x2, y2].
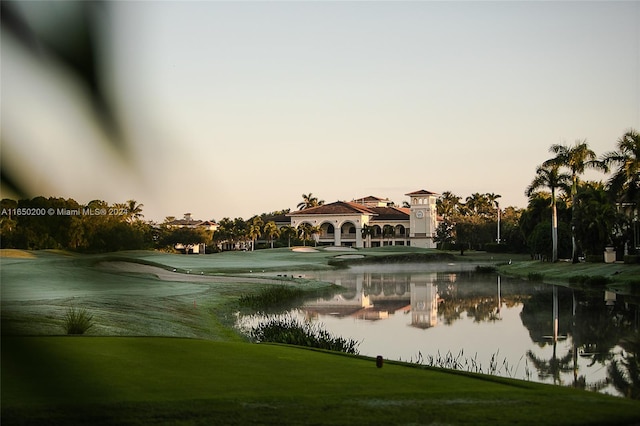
[240, 267, 638, 397]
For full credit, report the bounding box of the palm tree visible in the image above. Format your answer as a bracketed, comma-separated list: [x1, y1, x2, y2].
[248, 217, 263, 251]
[297, 193, 324, 210]
[602, 129, 640, 211]
[279, 225, 297, 248]
[602, 129, 640, 251]
[297, 223, 312, 246]
[126, 200, 144, 223]
[526, 164, 571, 262]
[607, 335, 640, 399]
[437, 191, 461, 219]
[544, 141, 605, 262]
[297, 223, 320, 246]
[574, 182, 623, 255]
[382, 225, 395, 245]
[361, 224, 374, 248]
[263, 221, 280, 249]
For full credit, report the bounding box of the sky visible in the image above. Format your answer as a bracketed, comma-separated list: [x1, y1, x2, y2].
[2, 1, 639, 223]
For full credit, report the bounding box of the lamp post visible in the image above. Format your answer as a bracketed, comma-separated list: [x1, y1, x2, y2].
[496, 201, 501, 244]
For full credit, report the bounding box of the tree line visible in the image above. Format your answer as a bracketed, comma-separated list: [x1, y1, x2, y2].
[0, 198, 152, 252]
[0, 199, 320, 253]
[1, 129, 637, 257]
[436, 129, 639, 261]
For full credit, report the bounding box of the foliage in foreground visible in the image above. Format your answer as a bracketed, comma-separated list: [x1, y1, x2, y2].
[247, 315, 360, 354]
[63, 307, 94, 335]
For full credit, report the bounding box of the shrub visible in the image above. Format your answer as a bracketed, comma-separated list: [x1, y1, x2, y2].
[63, 307, 94, 335]
[624, 255, 640, 264]
[247, 316, 360, 354]
[586, 255, 603, 263]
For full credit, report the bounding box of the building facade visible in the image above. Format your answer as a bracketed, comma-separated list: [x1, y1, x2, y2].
[287, 190, 439, 249]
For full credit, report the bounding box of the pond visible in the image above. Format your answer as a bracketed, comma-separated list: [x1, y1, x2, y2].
[237, 264, 640, 398]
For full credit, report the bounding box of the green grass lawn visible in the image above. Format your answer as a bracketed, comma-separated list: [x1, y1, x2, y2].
[497, 258, 640, 290]
[3, 336, 639, 426]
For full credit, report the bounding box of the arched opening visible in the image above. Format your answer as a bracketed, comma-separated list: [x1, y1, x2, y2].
[320, 223, 335, 237]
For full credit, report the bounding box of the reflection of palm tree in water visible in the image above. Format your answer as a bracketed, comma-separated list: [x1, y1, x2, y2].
[608, 336, 640, 399]
[527, 286, 572, 385]
[528, 286, 609, 391]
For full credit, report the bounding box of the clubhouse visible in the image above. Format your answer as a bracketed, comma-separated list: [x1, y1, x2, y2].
[287, 190, 440, 249]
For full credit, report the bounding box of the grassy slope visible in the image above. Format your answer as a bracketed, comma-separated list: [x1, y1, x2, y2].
[3, 336, 639, 426]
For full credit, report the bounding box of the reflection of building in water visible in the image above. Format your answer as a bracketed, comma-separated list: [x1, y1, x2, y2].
[410, 282, 439, 328]
[303, 271, 440, 325]
[303, 274, 374, 318]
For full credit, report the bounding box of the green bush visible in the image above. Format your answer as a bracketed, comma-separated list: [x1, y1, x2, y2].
[624, 255, 640, 264]
[586, 254, 603, 263]
[63, 307, 94, 335]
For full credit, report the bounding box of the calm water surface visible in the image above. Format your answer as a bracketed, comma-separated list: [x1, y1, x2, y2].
[238, 264, 639, 397]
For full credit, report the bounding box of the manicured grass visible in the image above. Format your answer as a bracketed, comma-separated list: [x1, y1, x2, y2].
[498, 259, 640, 290]
[2, 336, 639, 426]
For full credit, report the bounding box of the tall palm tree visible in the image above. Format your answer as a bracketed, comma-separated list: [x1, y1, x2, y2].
[544, 141, 605, 262]
[607, 335, 640, 399]
[602, 129, 640, 212]
[382, 225, 395, 244]
[248, 217, 263, 251]
[526, 164, 571, 262]
[297, 193, 324, 210]
[361, 224, 374, 248]
[574, 182, 622, 255]
[297, 223, 312, 246]
[126, 199, 144, 223]
[263, 221, 280, 249]
[437, 191, 461, 219]
[279, 225, 297, 248]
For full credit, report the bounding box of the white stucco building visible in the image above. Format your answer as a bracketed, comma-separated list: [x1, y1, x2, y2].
[287, 189, 439, 249]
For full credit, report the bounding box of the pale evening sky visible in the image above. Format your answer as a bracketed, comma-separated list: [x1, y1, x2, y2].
[2, 1, 639, 222]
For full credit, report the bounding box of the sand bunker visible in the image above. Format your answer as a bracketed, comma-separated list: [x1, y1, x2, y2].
[97, 261, 286, 284]
[333, 254, 365, 259]
[291, 247, 319, 253]
[0, 249, 37, 259]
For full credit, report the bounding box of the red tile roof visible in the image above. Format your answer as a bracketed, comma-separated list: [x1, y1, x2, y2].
[367, 206, 409, 221]
[288, 201, 376, 216]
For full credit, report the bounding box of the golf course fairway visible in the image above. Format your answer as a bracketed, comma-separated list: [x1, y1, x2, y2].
[2, 336, 640, 425]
